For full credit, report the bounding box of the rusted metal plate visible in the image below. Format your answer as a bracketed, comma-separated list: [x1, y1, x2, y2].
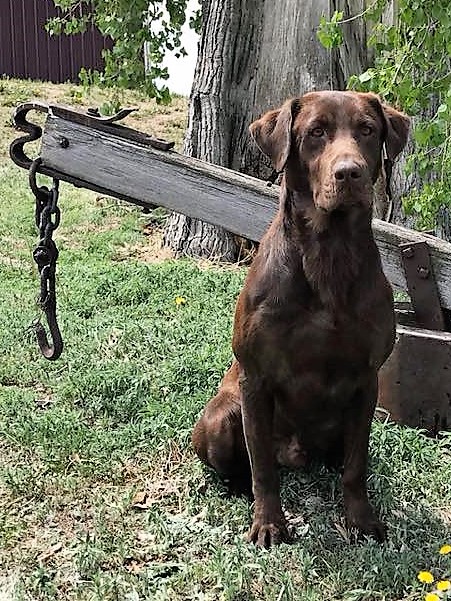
[400, 241, 445, 331]
[51, 105, 176, 151]
[378, 320, 451, 434]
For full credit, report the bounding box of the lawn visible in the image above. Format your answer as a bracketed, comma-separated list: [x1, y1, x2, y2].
[0, 78, 450, 601]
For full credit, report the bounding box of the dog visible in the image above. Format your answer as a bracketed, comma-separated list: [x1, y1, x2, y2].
[192, 91, 410, 547]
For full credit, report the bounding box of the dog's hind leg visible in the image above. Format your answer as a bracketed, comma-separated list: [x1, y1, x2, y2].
[192, 362, 251, 495]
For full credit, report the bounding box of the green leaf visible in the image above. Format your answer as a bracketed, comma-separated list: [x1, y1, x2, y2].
[358, 71, 373, 83]
[49, 0, 189, 100]
[317, 14, 343, 49]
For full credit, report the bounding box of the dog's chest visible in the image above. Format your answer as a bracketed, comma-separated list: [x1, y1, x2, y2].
[254, 302, 384, 404]
[256, 303, 374, 368]
[238, 234, 395, 390]
[270, 312, 370, 442]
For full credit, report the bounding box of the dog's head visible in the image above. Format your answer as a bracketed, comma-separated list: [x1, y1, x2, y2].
[250, 91, 410, 213]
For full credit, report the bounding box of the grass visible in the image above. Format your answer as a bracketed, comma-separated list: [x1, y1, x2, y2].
[0, 78, 450, 600]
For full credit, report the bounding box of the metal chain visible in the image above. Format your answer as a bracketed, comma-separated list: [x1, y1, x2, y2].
[29, 158, 63, 360]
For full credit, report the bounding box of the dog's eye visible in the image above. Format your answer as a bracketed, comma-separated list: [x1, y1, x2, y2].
[310, 127, 325, 137]
[360, 124, 373, 136]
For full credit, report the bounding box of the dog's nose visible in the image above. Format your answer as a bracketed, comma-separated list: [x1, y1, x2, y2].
[334, 160, 363, 182]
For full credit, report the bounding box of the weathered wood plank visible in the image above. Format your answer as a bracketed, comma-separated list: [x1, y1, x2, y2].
[40, 113, 451, 311]
[41, 115, 279, 243]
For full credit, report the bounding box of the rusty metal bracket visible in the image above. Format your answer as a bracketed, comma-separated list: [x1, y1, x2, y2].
[10, 102, 175, 174]
[400, 241, 445, 331]
[9, 101, 50, 170]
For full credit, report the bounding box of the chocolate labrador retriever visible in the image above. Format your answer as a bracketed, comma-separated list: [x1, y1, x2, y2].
[192, 91, 410, 547]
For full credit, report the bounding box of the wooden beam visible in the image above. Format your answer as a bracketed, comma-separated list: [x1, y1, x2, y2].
[40, 112, 451, 311]
[41, 114, 279, 243]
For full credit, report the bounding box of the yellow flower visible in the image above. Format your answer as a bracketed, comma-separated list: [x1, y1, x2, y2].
[424, 594, 440, 601]
[175, 296, 187, 306]
[418, 571, 435, 584]
[439, 544, 451, 555]
[437, 580, 451, 591]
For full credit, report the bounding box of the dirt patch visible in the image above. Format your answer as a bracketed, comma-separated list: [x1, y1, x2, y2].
[0, 255, 30, 270]
[0, 574, 20, 601]
[79, 215, 124, 234]
[113, 228, 174, 263]
[438, 508, 451, 524]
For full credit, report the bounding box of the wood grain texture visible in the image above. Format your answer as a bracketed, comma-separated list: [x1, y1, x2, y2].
[40, 114, 451, 310]
[41, 115, 279, 242]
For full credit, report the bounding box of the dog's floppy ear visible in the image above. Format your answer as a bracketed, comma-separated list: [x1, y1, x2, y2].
[382, 103, 411, 160]
[366, 93, 410, 160]
[249, 98, 300, 172]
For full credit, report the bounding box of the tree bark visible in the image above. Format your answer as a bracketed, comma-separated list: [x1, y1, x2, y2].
[164, 0, 331, 260]
[332, 0, 371, 89]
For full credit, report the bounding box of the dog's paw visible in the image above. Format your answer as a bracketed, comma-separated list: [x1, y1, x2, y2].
[346, 502, 387, 543]
[247, 519, 291, 548]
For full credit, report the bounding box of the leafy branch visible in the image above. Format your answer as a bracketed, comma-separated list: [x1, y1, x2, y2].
[48, 0, 192, 103]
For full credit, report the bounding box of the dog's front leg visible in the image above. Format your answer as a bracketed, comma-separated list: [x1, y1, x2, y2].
[342, 372, 386, 542]
[240, 373, 289, 547]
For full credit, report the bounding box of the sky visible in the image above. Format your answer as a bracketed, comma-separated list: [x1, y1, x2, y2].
[162, 0, 200, 96]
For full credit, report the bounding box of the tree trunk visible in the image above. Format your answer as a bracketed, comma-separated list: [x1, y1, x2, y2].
[164, 0, 331, 260]
[332, 0, 371, 90]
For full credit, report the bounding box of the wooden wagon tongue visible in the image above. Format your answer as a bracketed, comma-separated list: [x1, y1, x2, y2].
[10, 102, 451, 434]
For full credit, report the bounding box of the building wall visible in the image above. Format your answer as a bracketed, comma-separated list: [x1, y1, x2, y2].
[0, 0, 111, 82]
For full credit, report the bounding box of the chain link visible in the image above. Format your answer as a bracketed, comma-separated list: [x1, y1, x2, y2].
[29, 158, 63, 359]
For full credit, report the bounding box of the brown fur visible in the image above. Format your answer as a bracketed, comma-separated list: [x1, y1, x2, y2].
[192, 91, 410, 547]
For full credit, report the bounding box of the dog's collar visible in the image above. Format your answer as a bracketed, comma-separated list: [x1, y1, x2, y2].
[383, 142, 394, 221]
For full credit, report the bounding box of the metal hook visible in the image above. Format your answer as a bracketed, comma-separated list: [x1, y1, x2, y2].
[10, 101, 49, 170]
[34, 311, 64, 361]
